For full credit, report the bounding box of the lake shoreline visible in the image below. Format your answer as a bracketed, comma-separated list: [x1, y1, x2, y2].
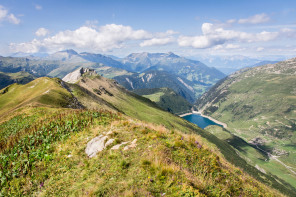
[179, 111, 227, 128]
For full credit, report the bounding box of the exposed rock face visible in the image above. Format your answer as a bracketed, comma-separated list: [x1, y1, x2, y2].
[123, 139, 137, 151]
[272, 148, 289, 156]
[85, 135, 113, 158]
[62, 67, 97, 83]
[111, 142, 129, 150]
[85, 134, 138, 157]
[249, 137, 265, 146]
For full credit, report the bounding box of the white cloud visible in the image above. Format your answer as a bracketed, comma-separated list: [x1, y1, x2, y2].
[7, 14, 20, 24]
[225, 44, 239, 49]
[35, 28, 50, 37]
[226, 19, 236, 24]
[10, 39, 42, 54]
[140, 37, 174, 47]
[10, 24, 180, 53]
[0, 5, 20, 24]
[155, 30, 178, 37]
[257, 47, 264, 52]
[0, 6, 8, 21]
[212, 44, 240, 51]
[213, 45, 223, 50]
[178, 23, 279, 49]
[139, 30, 177, 47]
[10, 24, 153, 53]
[238, 13, 270, 24]
[280, 28, 296, 37]
[35, 4, 42, 10]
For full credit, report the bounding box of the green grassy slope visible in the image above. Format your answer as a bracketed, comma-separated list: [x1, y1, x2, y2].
[133, 87, 193, 114]
[0, 77, 83, 120]
[0, 107, 282, 196]
[0, 74, 294, 196]
[196, 58, 296, 189]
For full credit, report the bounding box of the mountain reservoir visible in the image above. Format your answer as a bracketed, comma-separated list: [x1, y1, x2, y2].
[182, 113, 222, 129]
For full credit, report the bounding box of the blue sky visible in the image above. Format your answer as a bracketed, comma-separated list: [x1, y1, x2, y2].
[0, 0, 296, 58]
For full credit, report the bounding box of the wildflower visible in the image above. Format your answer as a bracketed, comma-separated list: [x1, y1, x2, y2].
[40, 182, 44, 188]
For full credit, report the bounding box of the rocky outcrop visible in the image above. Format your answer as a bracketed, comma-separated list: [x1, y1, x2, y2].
[85, 132, 138, 158]
[62, 67, 97, 83]
[85, 135, 114, 158]
[123, 139, 137, 151]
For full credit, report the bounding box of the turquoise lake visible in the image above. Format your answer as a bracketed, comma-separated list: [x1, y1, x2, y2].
[182, 114, 222, 129]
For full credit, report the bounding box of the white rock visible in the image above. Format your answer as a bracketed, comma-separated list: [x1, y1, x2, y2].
[105, 139, 115, 147]
[123, 146, 129, 151]
[85, 135, 108, 158]
[123, 139, 137, 151]
[111, 141, 129, 150]
[131, 139, 137, 145]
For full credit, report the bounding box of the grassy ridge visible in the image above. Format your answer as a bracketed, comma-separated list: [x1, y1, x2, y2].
[0, 107, 281, 196]
[0, 77, 82, 119]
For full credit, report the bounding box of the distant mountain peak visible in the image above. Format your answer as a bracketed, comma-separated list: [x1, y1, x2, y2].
[166, 51, 179, 58]
[60, 49, 78, 55]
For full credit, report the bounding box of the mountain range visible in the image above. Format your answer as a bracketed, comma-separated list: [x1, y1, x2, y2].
[0, 50, 226, 103]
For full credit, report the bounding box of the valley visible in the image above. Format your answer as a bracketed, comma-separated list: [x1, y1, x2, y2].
[196, 58, 296, 189]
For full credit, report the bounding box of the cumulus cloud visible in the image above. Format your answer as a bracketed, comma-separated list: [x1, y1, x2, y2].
[225, 44, 240, 49]
[0, 5, 20, 24]
[140, 30, 177, 47]
[140, 37, 174, 47]
[10, 39, 42, 54]
[7, 13, 20, 24]
[178, 23, 279, 49]
[10, 24, 153, 53]
[35, 28, 50, 37]
[155, 30, 178, 37]
[238, 13, 270, 24]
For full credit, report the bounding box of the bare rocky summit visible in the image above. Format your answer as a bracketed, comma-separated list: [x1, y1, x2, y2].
[62, 67, 97, 83]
